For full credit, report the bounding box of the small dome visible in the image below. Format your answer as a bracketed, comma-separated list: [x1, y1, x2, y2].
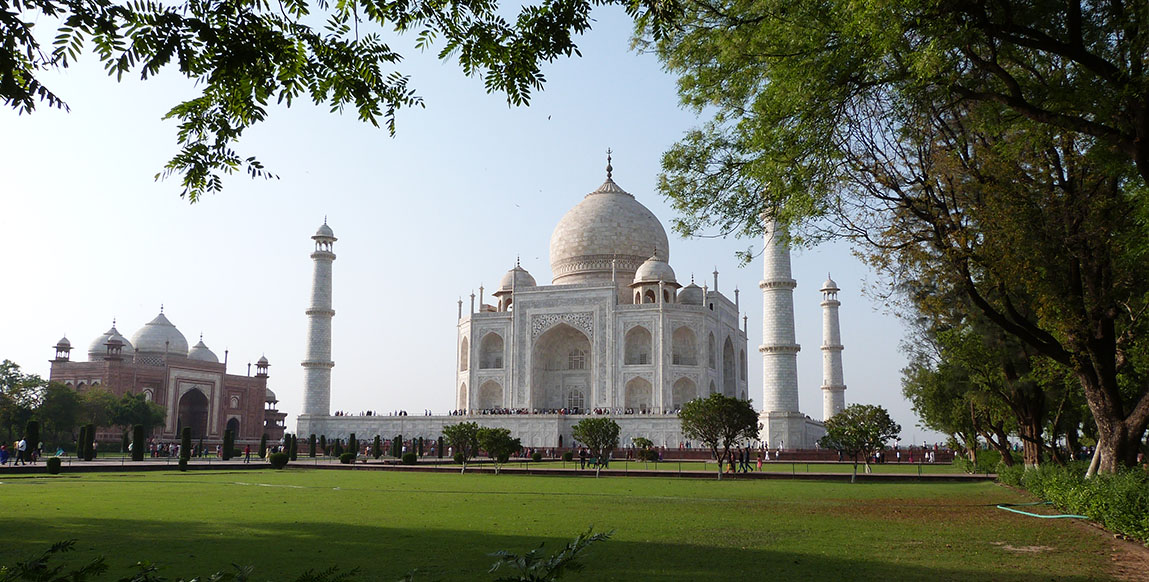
[56, 336, 71, 348]
[131, 311, 189, 356]
[188, 337, 219, 363]
[678, 283, 704, 305]
[265, 388, 278, 403]
[87, 324, 134, 360]
[257, 355, 269, 365]
[821, 275, 839, 291]
[314, 222, 335, 239]
[498, 263, 537, 292]
[633, 252, 677, 285]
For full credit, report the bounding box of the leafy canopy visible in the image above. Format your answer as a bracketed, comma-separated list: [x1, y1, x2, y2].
[677, 393, 758, 477]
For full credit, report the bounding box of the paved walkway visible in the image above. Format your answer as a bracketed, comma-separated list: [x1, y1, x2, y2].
[0, 456, 995, 482]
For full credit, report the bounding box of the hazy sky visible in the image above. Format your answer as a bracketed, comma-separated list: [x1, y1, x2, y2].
[1, 7, 944, 445]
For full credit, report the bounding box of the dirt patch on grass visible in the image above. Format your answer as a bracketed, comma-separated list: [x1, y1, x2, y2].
[990, 541, 1054, 553]
[1073, 520, 1149, 582]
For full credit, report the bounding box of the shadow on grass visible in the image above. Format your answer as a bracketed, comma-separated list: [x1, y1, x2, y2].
[0, 517, 1098, 582]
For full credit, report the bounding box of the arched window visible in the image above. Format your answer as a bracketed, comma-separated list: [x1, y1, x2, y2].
[709, 380, 717, 394]
[672, 327, 698, 366]
[479, 333, 504, 369]
[229, 395, 239, 408]
[671, 377, 697, 409]
[478, 381, 502, 409]
[663, 289, 671, 303]
[708, 333, 716, 369]
[624, 326, 652, 365]
[723, 337, 736, 395]
[459, 337, 469, 371]
[625, 377, 653, 410]
[644, 289, 657, 303]
[740, 349, 747, 381]
[566, 389, 585, 410]
[143, 389, 154, 402]
[568, 349, 586, 370]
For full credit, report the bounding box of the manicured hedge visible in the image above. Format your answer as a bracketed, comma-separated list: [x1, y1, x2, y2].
[339, 452, 355, 464]
[46, 456, 61, 474]
[402, 452, 417, 465]
[998, 462, 1149, 544]
[269, 452, 290, 469]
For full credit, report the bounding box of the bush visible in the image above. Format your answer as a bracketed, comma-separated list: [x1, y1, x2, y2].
[453, 452, 466, 464]
[402, 452, 418, 465]
[339, 452, 355, 464]
[268, 452, 290, 469]
[46, 456, 61, 474]
[638, 449, 659, 462]
[953, 448, 1014, 474]
[531, 451, 543, 462]
[178, 458, 188, 472]
[1000, 462, 1149, 544]
[562, 451, 573, 462]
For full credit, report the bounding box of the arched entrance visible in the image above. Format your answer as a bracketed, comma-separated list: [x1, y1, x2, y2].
[177, 388, 210, 439]
[531, 323, 591, 410]
[225, 417, 240, 437]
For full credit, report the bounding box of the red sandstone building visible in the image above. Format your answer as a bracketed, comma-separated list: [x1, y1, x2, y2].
[48, 310, 286, 445]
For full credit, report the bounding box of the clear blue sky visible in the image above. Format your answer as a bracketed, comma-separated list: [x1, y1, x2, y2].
[0, 7, 944, 446]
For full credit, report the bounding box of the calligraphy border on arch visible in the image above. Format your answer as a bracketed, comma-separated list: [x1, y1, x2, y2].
[531, 312, 594, 340]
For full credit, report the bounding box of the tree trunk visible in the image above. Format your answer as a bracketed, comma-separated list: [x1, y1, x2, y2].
[1017, 420, 1043, 468]
[1078, 366, 1149, 474]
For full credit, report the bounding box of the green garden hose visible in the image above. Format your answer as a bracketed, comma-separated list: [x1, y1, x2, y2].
[996, 501, 1088, 519]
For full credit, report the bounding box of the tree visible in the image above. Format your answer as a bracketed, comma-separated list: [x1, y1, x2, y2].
[309, 434, 317, 458]
[570, 417, 620, 477]
[77, 388, 117, 429]
[180, 427, 192, 462]
[259, 434, 268, 458]
[819, 404, 902, 483]
[111, 393, 165, 434]
[1, 360, 44, 441]
[289, 434, 298, 461]
[645, 1, 1149, 474]
[37, 382, 80, 447]
[3, 0, 678, 200]
[678, 394, 758, 479]
[442, 422, 480, 473]
[477, 427, 521, 475]
[372, 435, 382, 459]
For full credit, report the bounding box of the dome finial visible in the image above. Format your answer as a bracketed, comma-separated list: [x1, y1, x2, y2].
[606, 148, 613, 180]
[112, 317, 116, 327]
[324, 215, 328, 225]
[160, 304, 164, 314]
[516, 255, 521, 268]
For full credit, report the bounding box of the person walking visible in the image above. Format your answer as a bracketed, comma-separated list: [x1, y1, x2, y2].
[15, 437, 27, 465]
[244, 444, 251, 463]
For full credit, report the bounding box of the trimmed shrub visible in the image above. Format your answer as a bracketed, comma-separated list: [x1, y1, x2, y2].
[418, 437, 424, 456]
[393, 434, 403, 458]
[373, 435, 382, 459]
[290, 435, 298, 461]
[178, 458, 188, 472]
[339, 452, 355, 464]
[348, 433, 357, 456]
[638, 449, 659, 462]
[309, 434, 317, 458]
[259, 434, 268, 458]
[1001, 462, 1149, 544]
[531, 451, 543, 462]
[46, 456, 61, 474]
[83, 424, 96, 461]
[131, 425, 145, 461]
[77, 426, 88, 460]
[437, 436, 444, 459]
[562, 451, 574, 462]
[24, 420, 40, 454]
[334, 439, 344, 457]
[180, 427, 192, 461]
[453, 452, 465, 464]
[222, 429, 235, 460]
[319, 435, 327, 455]
[121, 431, 130, 453]
[402, 452, 417, 465]
[269, 452, 290, 469]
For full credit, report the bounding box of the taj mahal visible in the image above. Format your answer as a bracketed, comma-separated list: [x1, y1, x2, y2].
[296, 155, 844, 449]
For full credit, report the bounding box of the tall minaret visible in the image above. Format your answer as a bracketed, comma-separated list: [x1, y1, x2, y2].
[302, 220, 336, 416]
[820, 275, 846, 420]
[760, 217, 801, 414]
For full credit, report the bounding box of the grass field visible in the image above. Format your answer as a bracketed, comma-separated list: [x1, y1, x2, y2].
[0, 468, 1119, 581]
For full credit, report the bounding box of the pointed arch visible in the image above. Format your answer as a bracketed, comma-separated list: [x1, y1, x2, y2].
[624, 326, 652, 365]
[478, 380, 503, 409]
[671, 377, 697, 410]
[709, 380, 717, 395]
[531, 323, 591, 410]
[708, 333, 716, 369]
[672, 327, 698, 366]
[459, 337, 469, 371]
[479, 332, 504, 369]
[625, 377, 653, 411]
[722, 337, 736, 396]
[177, 388, 209, 439]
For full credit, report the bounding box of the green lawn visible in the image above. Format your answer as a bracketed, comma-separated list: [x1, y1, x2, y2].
[0, 469, 1116, 581]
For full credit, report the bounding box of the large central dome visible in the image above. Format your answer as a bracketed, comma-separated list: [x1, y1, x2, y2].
[549, 162, 669, 285]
